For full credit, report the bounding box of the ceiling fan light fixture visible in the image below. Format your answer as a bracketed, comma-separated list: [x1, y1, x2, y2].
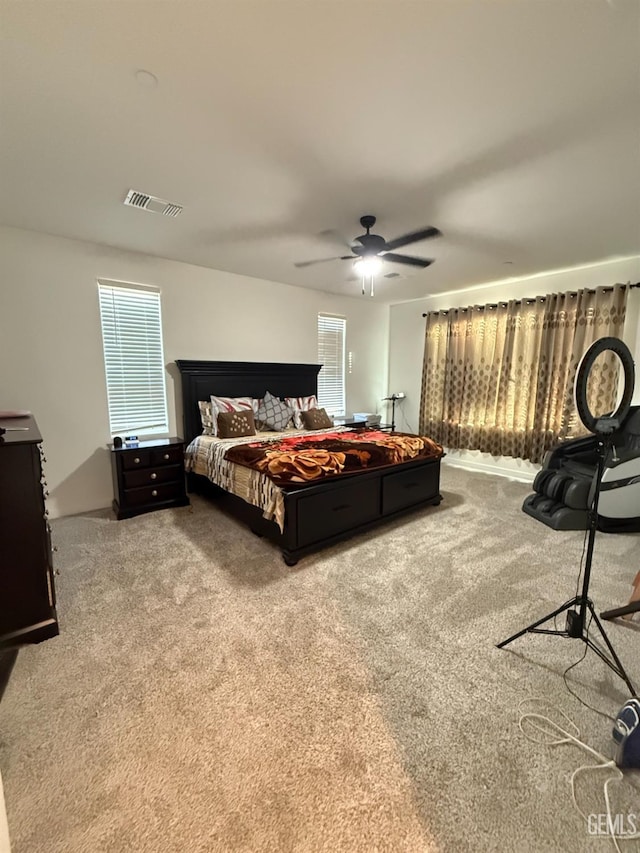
[353, 256, 382, 297]
[353, 256, 382, 276]
[293, 215, 441, 296]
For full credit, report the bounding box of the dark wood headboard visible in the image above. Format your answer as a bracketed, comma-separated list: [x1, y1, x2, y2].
[175, 360, 322, 444]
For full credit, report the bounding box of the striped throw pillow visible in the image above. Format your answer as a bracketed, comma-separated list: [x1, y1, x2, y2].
[285, 395, 318, 429]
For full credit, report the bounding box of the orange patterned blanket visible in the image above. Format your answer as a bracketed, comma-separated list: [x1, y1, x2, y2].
[224, 430, 444, 486]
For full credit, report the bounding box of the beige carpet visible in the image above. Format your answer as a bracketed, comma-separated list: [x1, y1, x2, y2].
[1, 465, 639, 853]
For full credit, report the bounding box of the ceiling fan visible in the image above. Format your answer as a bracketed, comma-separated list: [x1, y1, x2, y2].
[294, 215, 442, 271]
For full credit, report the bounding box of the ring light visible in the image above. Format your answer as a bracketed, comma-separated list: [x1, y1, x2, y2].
[574, 337, 635, 435]
[499, 334, 638, 696]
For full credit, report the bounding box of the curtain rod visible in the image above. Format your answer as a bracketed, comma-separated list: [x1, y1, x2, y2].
[421, 282, 640, 317]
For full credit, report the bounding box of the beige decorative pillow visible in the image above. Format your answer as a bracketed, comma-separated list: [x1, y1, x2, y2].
[210, 395, 254, 437]
[300, 407, 333, 430]
[216, 409, 256, 438]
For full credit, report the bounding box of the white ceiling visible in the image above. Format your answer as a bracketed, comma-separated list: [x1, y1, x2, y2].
[1, 0, 639, 303]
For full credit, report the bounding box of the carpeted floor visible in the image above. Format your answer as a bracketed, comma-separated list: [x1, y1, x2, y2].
[1, 464, 639, 853]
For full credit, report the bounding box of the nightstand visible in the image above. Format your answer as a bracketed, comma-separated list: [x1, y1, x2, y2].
[333, 417, 366, 428]
[333, 417, 393, 431]
[110, 437, 189, 520]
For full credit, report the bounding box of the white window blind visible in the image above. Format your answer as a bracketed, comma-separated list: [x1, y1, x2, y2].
[98, 282, 169, 436]
[317, 314, 346, 416]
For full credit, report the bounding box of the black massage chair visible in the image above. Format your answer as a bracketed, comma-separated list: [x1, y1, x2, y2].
[522, 405, 640, 532]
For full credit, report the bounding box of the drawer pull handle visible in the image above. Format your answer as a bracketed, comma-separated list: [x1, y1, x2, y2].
[163, 453, 170, 460]
[134, 457, 141, 464]
[404, 482, 419, 490]
[151, 489, 158, 497]
[332, 503, 350, 512]
[150, 472, 157, 480]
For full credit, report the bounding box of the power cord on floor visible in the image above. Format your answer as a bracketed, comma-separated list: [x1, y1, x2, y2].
[561, 615, 617, 723]
[518, 698, 640, 852]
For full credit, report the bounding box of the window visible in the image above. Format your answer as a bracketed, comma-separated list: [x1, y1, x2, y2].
[317, 314, 346, 416]
[98, 281, 169, 437]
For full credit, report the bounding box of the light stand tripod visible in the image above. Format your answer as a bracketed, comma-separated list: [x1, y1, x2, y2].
[497, 423, 636, 697]
[382, 394, 401, 432]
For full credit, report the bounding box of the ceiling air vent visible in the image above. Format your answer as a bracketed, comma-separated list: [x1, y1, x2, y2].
[124, 189, 183, 217]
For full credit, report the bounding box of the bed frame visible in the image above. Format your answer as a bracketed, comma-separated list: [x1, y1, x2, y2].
[176, 360, 442, 565]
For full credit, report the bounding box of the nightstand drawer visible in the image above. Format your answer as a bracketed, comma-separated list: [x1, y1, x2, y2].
[121, 450, 152, 470]
[123, 464, 183, 489]
[124, 482, 185, 508]
[150, 446, 183, 466]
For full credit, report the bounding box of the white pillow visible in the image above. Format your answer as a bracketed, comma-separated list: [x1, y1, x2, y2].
[285, 395, 318, 429]
[210, 395, 254, 437]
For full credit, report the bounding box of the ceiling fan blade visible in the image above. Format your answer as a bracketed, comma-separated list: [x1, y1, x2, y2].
[317, 228, 354, 250]
[294, 255, 352, 268]
[384, 226, 441, 251]
[383, 252, 434, 268]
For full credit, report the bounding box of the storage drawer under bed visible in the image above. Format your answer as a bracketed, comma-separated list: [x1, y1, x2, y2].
[381, 462, 440, 515]
[296, 478, 381, 546]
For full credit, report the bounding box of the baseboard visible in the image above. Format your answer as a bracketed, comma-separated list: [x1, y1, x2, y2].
[0, 772, 10, 853]
[442, 454, 538, 484]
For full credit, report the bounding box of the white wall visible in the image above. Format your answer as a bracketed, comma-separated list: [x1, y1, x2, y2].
[0, 226, 389, 518]
[389, 256, 640, 482]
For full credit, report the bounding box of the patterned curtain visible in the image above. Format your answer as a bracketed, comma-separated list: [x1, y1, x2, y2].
[419, 284, 628, 463]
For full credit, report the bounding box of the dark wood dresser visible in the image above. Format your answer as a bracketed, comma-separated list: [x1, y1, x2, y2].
[0, 415, 59, 697]
[110, 437, 189, 519]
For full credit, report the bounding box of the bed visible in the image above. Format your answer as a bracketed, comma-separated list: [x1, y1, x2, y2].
[176, 360, 443, 565]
